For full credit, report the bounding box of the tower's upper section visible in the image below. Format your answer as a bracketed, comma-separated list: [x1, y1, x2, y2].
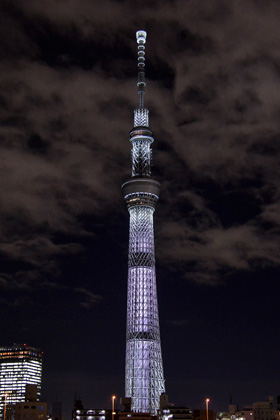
[130, 30, 154, 178]
[122, 30, 160, 209]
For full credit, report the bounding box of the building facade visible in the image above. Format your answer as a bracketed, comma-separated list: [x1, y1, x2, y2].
[72, 400, 106, 420]
[253, 397, 275, 420]
[193, 409, 214, 420]
[122, 30, 165, 414]
[217, 399, 276, 420]
[0, 344, 43, 419]
[216, 411, 245, 420]
[159, 394, 193, 420]
[241, 406, 254, 420]
[15, 385, 47, 420]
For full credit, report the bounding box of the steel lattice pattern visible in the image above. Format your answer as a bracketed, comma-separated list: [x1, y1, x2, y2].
[131, 140, 152, 177]
[128, 206, 155, 267]
[125, 206, 165, 414]
[134, 108, 149, 127]
[125, 339, 165, 414]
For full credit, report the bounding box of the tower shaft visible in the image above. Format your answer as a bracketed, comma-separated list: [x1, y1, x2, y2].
[122, 31, 165, 415]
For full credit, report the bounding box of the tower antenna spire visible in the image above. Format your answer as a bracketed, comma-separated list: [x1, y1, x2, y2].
[136, 30, 147, 109]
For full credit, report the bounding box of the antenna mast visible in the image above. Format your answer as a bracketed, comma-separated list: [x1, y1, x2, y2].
[136, 30, 146, 109]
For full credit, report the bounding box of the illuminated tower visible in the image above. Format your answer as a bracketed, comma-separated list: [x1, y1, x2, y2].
[122, 30, 165, 415]
[0, 344, 43, 419]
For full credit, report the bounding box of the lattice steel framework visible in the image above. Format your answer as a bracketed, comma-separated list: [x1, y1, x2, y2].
[121, 30, 165, 415]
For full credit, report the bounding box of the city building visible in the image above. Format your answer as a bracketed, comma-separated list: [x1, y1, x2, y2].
[216, 405, 245, 420]
[159, 394, 193, 420]
[193, 409, 214, 420]
[217, 403, 254, 420]
[253, 397, 275, 420]
[0, 344, 43, 419]
[119, 398, 156, 420]
[216, 410, 245, 420]
[119, 412, 156, 420]
[167, 407, 193, 420]
[241, 407, 253, 420]
[15, 385, 47, 420]
[121, 30, 165, 414]
[216, 399, 276, 420]
[72, 400, 106, 420]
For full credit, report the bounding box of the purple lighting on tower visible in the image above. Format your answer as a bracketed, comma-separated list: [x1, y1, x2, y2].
[121, 30, 165, 415]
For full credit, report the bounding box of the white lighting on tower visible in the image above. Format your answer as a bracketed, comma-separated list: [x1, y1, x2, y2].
[122, 30, 165, 415]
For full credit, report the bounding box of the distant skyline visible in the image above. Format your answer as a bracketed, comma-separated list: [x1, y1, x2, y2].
[1, 0, 280, 419]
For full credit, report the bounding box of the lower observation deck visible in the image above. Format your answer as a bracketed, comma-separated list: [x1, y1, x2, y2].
[122, 177, 160, 208]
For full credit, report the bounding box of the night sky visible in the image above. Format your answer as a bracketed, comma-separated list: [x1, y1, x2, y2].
[1, 0, 280, 418]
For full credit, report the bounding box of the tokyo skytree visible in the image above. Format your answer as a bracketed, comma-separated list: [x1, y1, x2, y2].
[121, 30, 165, 415]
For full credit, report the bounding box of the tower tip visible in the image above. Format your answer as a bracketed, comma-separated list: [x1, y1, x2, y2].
[136, 30, 147, 110]
[136, 30, 147, 44]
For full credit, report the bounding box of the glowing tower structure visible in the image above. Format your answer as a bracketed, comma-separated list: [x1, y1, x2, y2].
[122, 30, 165, 415]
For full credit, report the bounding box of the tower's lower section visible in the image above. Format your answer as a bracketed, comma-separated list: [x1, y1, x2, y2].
[125, 205, 165, 415]
[126, 338, 165, 414]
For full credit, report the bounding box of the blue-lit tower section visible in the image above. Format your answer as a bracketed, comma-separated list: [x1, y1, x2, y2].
[122, 30, 165, 415]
